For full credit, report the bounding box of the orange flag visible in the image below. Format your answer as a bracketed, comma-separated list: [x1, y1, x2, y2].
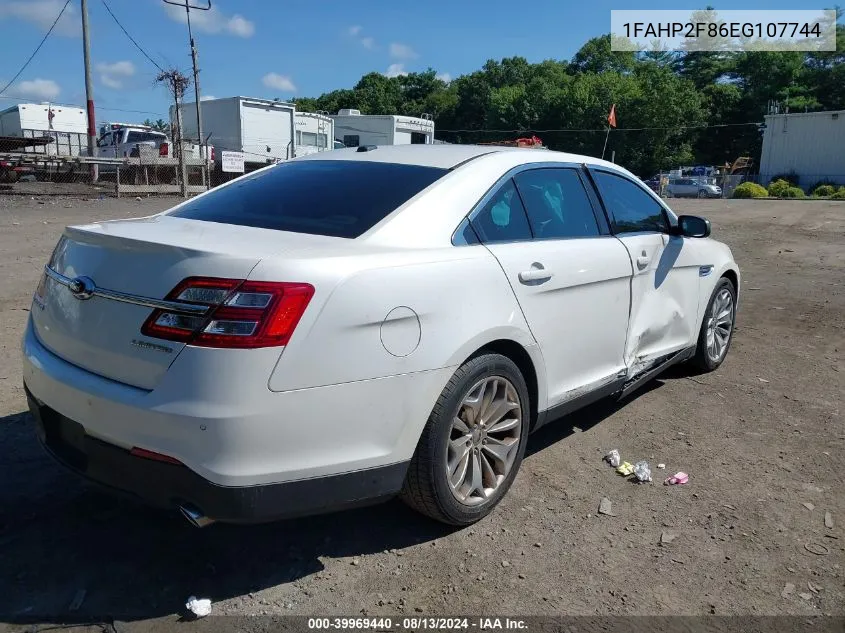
[608, 104, 617, 128]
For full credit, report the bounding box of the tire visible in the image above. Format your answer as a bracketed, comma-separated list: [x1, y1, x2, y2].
[697, 189, 707, 198]
[690, 277, 736, 372]
[400, 353, 531, 525]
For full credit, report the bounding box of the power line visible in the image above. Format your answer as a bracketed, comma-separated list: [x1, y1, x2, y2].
[0, 0, 72, 97]
[100, 0, 165, 73]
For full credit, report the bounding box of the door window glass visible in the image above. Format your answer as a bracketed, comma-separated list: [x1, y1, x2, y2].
[470, 179, 532, 243]
[592, 170, 668, 234]
[514, 168, 600, 239]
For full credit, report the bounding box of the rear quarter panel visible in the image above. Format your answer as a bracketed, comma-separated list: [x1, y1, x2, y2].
[261, 245, 545, 405]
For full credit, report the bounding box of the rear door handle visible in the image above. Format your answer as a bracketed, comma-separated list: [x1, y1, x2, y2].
[636, 254, 650, 270]
[518, 267, 553, 283]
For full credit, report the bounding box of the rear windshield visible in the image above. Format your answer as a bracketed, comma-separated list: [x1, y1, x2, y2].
[169, 160, 449, 238]
[126, 131, 166, 143]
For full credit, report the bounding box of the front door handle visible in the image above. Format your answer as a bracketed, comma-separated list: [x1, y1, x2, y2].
[636, 253, 650, 270]
[518, 265, 553, 284]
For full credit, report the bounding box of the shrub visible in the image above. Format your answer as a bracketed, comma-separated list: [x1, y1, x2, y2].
[732, 182, 768, 198]
[810, 179, 837, 193]
[767, 179, 792, 197]
[811, 184, 836, 197]
[832, 188, 845, 200]
[770, 172, 800, 186]
[782, 186, 806, 198]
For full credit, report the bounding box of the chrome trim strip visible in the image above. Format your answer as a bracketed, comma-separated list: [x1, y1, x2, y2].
[44, 265, 210, 315]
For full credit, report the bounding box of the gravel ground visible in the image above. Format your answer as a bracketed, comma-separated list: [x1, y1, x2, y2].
[0, 195, 843, 631]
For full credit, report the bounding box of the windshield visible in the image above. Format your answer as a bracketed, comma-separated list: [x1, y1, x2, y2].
[168, 160, 449, 238]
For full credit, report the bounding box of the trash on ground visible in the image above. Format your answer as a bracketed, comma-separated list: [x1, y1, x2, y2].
[598, 497, 614, 516]
[68, 589, 86, 612]
[798, 592, 813, 601]
[604, 449, 621, 467]
[808, 581, 820, 594]
[781, 583, 795, 598]
[758, 378, 770, 383]
[803, 502, 815, 511]
[186, 596, 212, 618]
[664, 472, 689, 485]
[657, 463, 666, 469]
[803, 542, 829, 556]
[824, 511, 834, 529]
[616, 461, 634, 476]
[660, 531, 676, 546]
[633, 461, 652, 482]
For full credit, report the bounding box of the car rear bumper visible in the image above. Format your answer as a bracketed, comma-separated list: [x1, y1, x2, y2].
[26, 387, 408, 523]
[22, 317, 454, 520]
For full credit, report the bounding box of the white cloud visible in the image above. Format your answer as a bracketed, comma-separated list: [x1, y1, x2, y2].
[96, 61, 135, 90]
[436, 72, 452, 83]
[384, 64, 407, 78]
[360, 36, 375, 50]
[3, 78, 61, 101]
[163, 3, 254, 38]
[347, 25, 362, 36]
[0, 0, 80, 36]
[200, 95, 216, 101]
[389, 42, 418, 60]
[262, 73, 296, 93]
[227, 15, 254, 38]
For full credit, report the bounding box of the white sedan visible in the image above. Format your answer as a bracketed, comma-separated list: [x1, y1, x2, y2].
[22, 145, 740, 527]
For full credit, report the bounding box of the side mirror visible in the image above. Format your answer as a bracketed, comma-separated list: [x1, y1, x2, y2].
[676, 215, 711, 238]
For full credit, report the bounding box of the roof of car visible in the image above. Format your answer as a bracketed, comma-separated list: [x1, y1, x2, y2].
[291, 143, 617, 171]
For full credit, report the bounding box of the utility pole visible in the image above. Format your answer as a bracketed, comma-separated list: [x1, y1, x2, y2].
[163, 0, 210, 184]
[80, 0, 97, 182]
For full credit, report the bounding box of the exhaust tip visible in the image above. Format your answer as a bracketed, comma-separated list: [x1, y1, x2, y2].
[179, 503, 215, 528]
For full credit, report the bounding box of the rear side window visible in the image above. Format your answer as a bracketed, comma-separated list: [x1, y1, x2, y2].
[591, 170, 668, 234]
[169, 160, 448, 239]
[126, 131, 166, 143]
[470, 179, 532, 243]
[513, 168, 600, 239]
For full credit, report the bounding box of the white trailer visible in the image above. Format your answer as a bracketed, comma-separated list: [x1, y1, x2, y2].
[0, 102, 87, 157]
[330, 109, 434, 148]
[760, 110, 845, 187]
[173, 96, 296, 169]
[294, 112, 334, 156]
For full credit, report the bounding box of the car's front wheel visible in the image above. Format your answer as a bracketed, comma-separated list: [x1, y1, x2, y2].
[691, 277, 737, 372]
[400, 353, 530, 525]
[697, 189, 708, 198]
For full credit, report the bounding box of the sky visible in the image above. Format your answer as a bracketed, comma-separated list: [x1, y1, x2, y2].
[0, 0, 832, 125]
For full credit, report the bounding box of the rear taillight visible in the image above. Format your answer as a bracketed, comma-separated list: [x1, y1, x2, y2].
[210, 147, 215, 162]
[140, 277, 314, 349]
[159, 142, 169, 157]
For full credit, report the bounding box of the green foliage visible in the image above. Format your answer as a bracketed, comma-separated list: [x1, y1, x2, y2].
[831, 188, 845, 200]
[768, 179, 792, 197]
[811, 184, 837, 197]
[294, 21, 843, 176]
[732, 182, 768, 198]
[782, 186, 806, 198]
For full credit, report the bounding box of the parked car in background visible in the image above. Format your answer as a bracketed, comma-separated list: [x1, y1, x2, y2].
[665, 177, 722, 198]
[643, 174, 661, 193]
[23, 145, 740, 528]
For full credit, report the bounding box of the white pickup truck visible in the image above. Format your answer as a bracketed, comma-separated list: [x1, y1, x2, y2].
[96, 124, 213, 171]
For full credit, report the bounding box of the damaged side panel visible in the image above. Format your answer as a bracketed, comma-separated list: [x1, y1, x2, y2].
[619, 234, 703, 379]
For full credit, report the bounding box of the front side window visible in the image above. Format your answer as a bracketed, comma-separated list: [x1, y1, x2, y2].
[469, 179, 532, 244]
[513, 168, 600, 239]
[125, 131, 166, 144]
[592, 170, 668, 234]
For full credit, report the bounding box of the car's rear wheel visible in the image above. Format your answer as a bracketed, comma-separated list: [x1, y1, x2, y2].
[400, 353, 530, 525]
[691, 277, 736, 372]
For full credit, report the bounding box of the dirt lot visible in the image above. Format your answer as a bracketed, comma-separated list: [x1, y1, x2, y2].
[0, 195, 843, 630]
